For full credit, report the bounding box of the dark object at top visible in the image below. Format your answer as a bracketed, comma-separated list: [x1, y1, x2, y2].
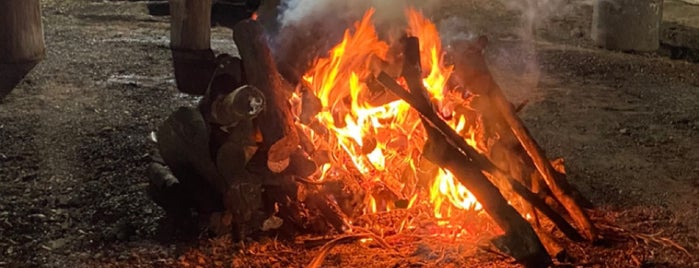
[147, 0, 261, 28]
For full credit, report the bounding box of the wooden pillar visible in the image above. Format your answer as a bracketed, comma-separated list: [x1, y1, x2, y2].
[592, 0, 663, 51]
[0, 0, 46, 99]
[256, 0, 281, 34]
[169, 0, 216, 95]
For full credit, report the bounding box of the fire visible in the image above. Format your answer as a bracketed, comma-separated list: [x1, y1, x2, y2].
[299, 8, 483, 224]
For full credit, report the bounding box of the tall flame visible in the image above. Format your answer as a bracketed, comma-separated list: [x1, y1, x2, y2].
[300, 8, 483, 221]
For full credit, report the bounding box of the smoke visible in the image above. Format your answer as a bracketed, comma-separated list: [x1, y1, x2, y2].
[434, 0, 573, 100]
[501, 0, 571, 40]
[272, 0, 574, 96]
[277, 0, 442, 30]
[272, 0, 443, 76]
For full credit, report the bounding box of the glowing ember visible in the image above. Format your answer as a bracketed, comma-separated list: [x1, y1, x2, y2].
[298, 8, 484, 225]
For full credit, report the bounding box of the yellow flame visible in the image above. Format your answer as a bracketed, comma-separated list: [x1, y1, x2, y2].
[300, 8, 482, 221]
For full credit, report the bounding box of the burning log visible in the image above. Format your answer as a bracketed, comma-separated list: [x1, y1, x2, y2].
[449, 36, 597, 242]
[378, 37, 551, 267]
[233, 20, 300, 173]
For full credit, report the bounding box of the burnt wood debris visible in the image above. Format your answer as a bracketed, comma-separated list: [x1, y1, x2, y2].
[148, 17, 599, 267]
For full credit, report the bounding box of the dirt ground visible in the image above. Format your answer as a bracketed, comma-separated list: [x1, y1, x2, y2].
[1, 0, 697, 267]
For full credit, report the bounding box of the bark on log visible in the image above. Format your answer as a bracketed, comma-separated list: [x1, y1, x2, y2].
[396, 37, 551, 267]
[377, 72, 582, 243]
[169, 0, 212, 50]
[0, 0, 45, 99]
[449, 37, 597, 241]
[233, 20, 299, 173]
[156, 107, 228, 193]
[199, 55, 246, 125]
[423, 139, 550, 266]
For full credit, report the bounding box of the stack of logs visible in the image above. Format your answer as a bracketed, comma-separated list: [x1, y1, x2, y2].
[148, 20, 353, 240]
[149, 18, 598, 267]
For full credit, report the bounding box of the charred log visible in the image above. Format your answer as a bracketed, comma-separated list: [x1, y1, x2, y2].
[449, 36, 597, 241]
[389, 37, 550, 267]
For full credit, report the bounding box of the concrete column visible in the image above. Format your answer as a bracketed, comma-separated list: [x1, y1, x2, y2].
[592, 0, 663, 51]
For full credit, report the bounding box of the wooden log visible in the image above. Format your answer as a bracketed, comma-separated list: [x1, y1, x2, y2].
[377, 72, 583, 243]
[449, 36, 598, 241]
[299, 87, 322, 125]
[423, 139, 550, 266]
[199, 54, 246, 125]
[156, 107, 228, 193]
[210, 85, 265, 128]
[233, 20, 299, 173]
[169, 0, 216, 95]
[396, 37, 550, 267]
[169, 0, 212, 50]
[286, 148, 318, 178]
[0, 0, 45, 99]
[378, 38, 583, 242]
[592, 0, 663, 52]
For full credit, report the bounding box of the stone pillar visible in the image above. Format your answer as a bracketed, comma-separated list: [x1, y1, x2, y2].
[0, 0, 46, 99]
[592, 0, 663, 51]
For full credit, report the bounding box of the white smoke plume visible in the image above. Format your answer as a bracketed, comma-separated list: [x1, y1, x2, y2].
[272, 0, 574, 94]
[277, 0, 441, 30]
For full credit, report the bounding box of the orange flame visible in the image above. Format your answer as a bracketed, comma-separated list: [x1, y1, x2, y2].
[300, 8, 483, 223]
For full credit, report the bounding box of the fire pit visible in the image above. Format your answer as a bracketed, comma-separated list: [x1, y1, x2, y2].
[150, 7, 604, 267]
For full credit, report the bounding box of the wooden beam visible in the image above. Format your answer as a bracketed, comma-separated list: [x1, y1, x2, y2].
[0, 0, 45, 98]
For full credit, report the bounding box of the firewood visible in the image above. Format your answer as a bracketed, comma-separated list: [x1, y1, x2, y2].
[296, 124, 316, 155]
[300, 87, 322, 125]
[156, 107, 227, 193]
[286, 147, 318, 178]
[449, 36, 597, 241]
[199, 54, 245, 123]
[215, 141, 251, 182]
[364, 75, 400, 107]
[304, 193, 352, 233]
[377, 71, 582, 242]
[233, 20, 299, 173]
[534, 227, 567, 261]
[422, 139, 550, 267]
[223, 181, 265, 239]
[210, 85, 265, 128]
[390, 37, 550, 267]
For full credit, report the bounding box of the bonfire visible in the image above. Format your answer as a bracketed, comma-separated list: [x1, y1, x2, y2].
[148, 6, 687, 267]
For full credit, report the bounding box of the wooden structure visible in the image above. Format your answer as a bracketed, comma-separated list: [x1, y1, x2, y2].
[592, 0, 664, 51]
[0, 0, 45, 99]
[169, 0, 217, 95]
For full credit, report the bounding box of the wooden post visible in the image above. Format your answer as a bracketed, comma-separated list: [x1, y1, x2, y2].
[0, 0, 45, 99]
[592, 0, 663, 51]
[169, 0, 216, 95]
[255, 0, 281, 34]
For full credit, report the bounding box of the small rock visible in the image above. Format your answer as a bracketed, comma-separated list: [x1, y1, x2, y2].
[48, 238, 69, 250]
[619, 128, 628, 134]
[29, 213, 46, 220]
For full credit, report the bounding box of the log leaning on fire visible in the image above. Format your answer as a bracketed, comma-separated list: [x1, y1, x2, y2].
[383, 37, 551, 267]
[233, 20, 299, 173]
[449, 36, 597, 241]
